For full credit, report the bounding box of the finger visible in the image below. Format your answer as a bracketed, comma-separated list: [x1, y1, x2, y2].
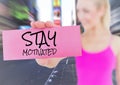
[34, 21, 46, 28]
[45, 21, 60, 28]
[30, 21, 36, 28]
[53, 24, 60, 27]
[45, 21, 54, 28]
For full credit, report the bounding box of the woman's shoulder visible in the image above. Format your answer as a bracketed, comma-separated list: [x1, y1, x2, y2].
[111, 35, 120, 56]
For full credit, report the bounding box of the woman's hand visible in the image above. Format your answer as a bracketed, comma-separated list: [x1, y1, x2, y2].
[30, 21, 59, 28]
[30, 21, 65, 68]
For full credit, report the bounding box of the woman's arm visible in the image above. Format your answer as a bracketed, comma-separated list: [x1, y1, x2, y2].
[116, 52, 120, 85]
[114, 36, 120, 85]
[31, 21, 65, 68]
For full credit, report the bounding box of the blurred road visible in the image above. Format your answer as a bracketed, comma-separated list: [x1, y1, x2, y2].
[0, 49, 77, 85]
[0, 51, 53, 85]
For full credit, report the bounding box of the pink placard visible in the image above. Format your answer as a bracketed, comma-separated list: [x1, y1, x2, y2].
[2, 26, 82, 61]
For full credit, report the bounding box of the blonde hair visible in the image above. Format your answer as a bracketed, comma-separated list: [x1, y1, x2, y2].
[95, 0, 111, 29]
[77, 0, 111, 30]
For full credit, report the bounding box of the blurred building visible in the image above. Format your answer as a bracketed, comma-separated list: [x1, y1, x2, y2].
[36, 0, 76, 26]
[110, 0, 120, 36]
[0, 0, 18, 50]
[0, 0, 37, 50]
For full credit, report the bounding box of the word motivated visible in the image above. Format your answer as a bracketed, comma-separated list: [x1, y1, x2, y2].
[22, 48, 57, 56]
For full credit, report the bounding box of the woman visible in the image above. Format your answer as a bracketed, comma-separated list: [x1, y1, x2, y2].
[31, 0, 120, 85]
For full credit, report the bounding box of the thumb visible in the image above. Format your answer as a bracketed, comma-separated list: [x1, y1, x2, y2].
[30, 21, 36, 28]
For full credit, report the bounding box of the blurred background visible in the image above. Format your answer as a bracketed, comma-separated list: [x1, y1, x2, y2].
[0, 0, 119, 85]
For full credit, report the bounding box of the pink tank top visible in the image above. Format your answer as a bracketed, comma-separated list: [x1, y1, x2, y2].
[75, 40, 116, 85]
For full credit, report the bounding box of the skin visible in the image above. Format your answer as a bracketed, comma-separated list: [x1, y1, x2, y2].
[31, 0, 120, 84]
